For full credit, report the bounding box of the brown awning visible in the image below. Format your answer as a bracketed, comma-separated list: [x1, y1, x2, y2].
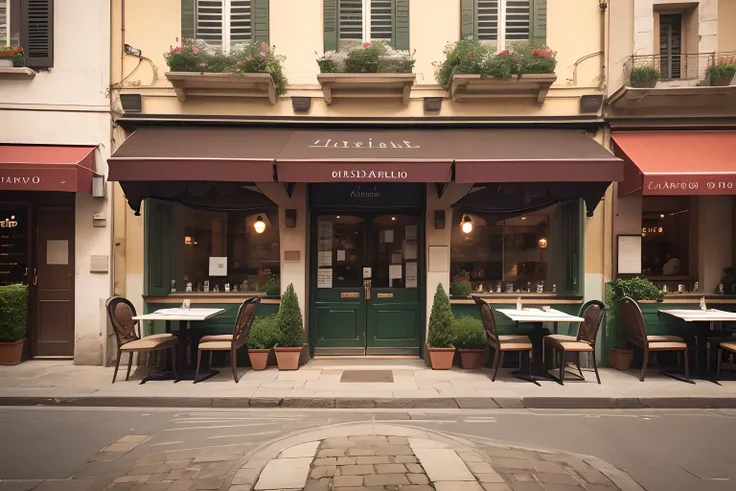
[108, 127, 280, 182]
[0, 145, 97, 193]
[613, 131, 736, 196]
[453, 130, 623, 183]
[108, 127, 621, 185]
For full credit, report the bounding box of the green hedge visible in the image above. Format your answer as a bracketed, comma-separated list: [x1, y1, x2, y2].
[248, 314, 279, 350]
[0, 284, 28, 342]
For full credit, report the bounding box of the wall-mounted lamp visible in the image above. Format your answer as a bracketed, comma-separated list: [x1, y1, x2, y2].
[461, 215, 473, 234]
[254, 215, 266, 234]
[537, 237, 548, 249]
[434, 210, 445, 229]
[91, 174, 106, 198]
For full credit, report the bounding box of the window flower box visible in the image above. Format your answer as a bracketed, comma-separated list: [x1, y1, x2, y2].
[164, 39, 287, 104]
[316, 42, 416, 105]
[435, 40, 557, 104]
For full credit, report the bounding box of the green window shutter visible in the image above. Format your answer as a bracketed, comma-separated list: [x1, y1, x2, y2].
[144, 199, 173, 295]
[530, 0, 547, 45]
[393, 0, 410, 50]
[181, 0, 196, 40]
[252, 0, 269, 45]
[460, 0, 476, 40]
[557, 199, 583, 296]
[324, 0, 338, 51]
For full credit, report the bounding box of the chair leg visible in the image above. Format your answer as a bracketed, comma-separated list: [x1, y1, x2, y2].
[559, 350, 565, 385]
[171, 346, 178, 381]
[683, 348, 690, 380]
[542, 338, 545, 365]
[195, 350, 203, 383]
[717, 348, 723, 376]
[639, 347, 649, 382]
[112, 349, 122, 383]
[125, 352, 134, 381]
[491, 349, 501, 382]
[591, 349, 601, 384]
[575, 352, 584, 379]
[231, 349, 239, 383]
[208, 350, 213, 370]
[528, 349, 532, 377]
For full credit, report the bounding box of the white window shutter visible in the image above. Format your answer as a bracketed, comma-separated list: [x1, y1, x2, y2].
[477, 0, 499, 42]
[196, 0, 225, 46]
[339, 0, 364, 41]
[370, 0, 392, 43]
[196, 0, 251, 50]
[505, 0, 530, 41]
[229, 0, 252, 47]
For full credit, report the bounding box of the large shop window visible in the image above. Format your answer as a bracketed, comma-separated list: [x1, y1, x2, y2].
[641, 196, 694, 279]
[146, 200, 280, 295]
[451, 200, 582, 295]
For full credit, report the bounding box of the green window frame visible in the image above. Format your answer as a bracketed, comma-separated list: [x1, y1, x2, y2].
[144, 199, 173, 295]
[181, 0, 269, 46]
[323, 0, 410, 52]
[461, 0, 546, 47]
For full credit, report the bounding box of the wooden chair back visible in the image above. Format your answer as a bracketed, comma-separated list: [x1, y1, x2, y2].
[618, 296, 647, 348]
[232, 297, 260, 349]
[106, 296, 140, 347]
[473, 296, 500, 349]
[576, 300, 606, 346]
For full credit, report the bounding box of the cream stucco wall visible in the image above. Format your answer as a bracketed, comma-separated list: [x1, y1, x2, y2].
[0, 0, 112, 365]
[718, 0, 736, 52]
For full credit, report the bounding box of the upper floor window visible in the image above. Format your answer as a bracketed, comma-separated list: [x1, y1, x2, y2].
[196, 0, 251, 50]
[0, 0, 54, 69]
[182, 0, 268, 48]
[463, 0, 546, 50]
[324, 0, 409, 52]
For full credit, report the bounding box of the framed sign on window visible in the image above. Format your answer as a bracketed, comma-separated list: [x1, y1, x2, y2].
[617, 234, 642, 275]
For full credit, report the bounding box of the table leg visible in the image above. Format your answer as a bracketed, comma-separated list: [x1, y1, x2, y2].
[511, 322, 555, 384]
[141, 320, 220, 383]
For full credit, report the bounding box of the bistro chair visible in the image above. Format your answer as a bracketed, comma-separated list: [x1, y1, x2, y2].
[195, 296, 260, 383]
[619, 296, 690, 382]
[472, 296, 533, 381]
[106, 296, 179, 383]
[716, 341, 736, 376]
[544, 300, 605, 384]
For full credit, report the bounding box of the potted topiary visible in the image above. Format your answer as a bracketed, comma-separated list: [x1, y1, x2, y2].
[427, 283, 455, 369]
[451, 270, 472, 298]
[604, 276, 664, 370]
[453, 315, 486, 369]
[0, 284, 29, 365]
[247, 314, 278, 370]
[274, 283, 304, 370]
[629, 65, 660, 88]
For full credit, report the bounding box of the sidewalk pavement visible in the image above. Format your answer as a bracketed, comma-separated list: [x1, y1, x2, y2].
[1, 359, 736, 409]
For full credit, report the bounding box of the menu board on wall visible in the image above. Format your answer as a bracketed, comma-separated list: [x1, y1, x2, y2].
[0, 208, 28, 285]
[617, 235, 642, 275]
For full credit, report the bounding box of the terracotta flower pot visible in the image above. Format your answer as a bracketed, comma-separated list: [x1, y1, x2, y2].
[609, 348, 633, 370]
[458, 349, 485, 369]
[428, 347, 455, 370]
[248, 348, 270, 371]
[274, 346, 302, 370]
[0, 339, 24, 365]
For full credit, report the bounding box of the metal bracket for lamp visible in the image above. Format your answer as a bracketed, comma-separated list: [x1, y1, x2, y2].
[92, 173, 106, 198]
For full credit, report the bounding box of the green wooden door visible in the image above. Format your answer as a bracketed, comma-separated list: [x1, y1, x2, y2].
[311, 213, 423, 356]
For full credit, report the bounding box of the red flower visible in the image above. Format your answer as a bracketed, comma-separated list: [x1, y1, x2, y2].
[512, 58, 518, 63]
[176, 37, 179, 43]
[532, 46, 554, 57]
[467, 52, 473, 56]
[362, 42, 372, 48]
[498, 50, 510, 56]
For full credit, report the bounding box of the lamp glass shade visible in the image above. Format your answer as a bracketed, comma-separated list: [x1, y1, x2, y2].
[538, 237, 548, 249]
[461, 215, 473, 234]
[254, 216, 266, 234]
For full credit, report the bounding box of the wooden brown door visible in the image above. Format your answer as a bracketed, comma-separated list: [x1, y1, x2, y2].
[34, 207, 75, 357]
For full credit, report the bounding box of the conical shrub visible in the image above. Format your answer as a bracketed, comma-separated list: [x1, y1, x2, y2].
[427, 283, 454, 348]
[277, 283, 304, 348]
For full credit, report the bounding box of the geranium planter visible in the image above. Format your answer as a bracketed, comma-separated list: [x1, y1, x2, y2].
[449, 73, 557, 103]
[316, 73, 416, 105]
[459, 349, 485, 369]
[0, 339, 24, 365]
[166, 72, 279, 104]
[274, 346, 302, 370]
[248, 348, 270, 371]
[428, 347, 455, 370]
[630, 79, 657, 88]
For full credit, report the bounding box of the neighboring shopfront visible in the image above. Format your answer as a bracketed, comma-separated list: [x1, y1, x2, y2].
[109, 125, 623, 357]
[0, 145, 101, 358]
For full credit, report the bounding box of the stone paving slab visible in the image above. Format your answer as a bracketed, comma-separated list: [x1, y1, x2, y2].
[3, 360, 736, 409]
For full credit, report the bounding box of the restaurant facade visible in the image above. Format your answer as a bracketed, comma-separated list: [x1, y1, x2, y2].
[107, 0, 622, 362]
[601, 0, 736, 353]
[0, 0, 113, 364]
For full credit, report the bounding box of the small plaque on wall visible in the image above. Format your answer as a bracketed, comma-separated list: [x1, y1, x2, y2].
[428, 245, 448, 272]
[284, 250, 301, 262]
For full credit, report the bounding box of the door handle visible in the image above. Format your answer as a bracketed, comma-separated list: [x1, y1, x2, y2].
[364, 280, 371, 300]
[33, 268, 37, 286]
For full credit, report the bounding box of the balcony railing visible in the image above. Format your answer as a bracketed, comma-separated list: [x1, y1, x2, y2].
[623, 52, 736, 85]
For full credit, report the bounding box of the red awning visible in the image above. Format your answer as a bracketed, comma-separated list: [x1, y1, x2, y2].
[613, 131, 736, 196]
[0, 145, 97, 193]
